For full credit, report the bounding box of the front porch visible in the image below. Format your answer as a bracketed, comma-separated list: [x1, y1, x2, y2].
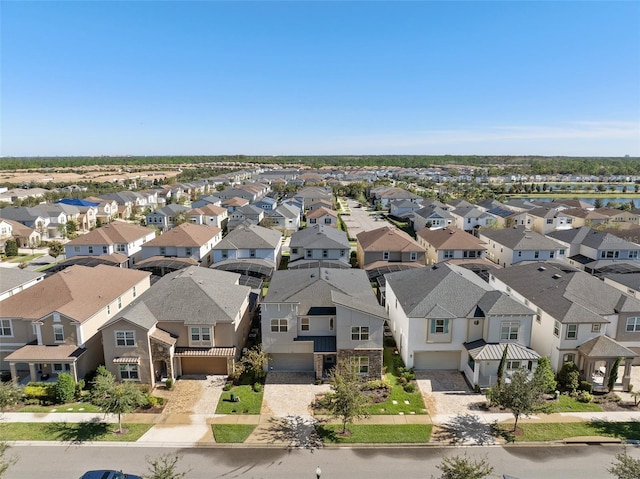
[463, 340, 540, 388]
[5, 343, 84, 384]
[577, 335, 637, 392]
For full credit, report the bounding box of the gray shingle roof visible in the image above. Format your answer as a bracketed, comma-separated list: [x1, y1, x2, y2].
[214, 223, 282, 250]
[577, 335, 638, 358]
[548, 227, 640, 251]
[492, 262, 640, 323]
[479, 226, 564, 251]
[289, 224, 349, 250]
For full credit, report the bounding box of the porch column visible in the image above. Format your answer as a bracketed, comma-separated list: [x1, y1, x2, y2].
[9, 363, 18, 383]
[314, 354, 323, 380]
[622, 359, 633, 392]
[28, 363, 37, 381]
[473, 365, 480, 387]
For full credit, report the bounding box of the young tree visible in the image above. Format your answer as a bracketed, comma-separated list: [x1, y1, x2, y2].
[557, 361, 580, 392]
[433, 453, 494, 479]
[608, 448, 640, 479]
[487, 367, 544, 431]
[4, 240, 18, 257]
[496, 344, 509, 387]
[241, 345, 269, 381]
[55, 373, 76, 404]
[533, 356, 557, 394]
[326, 359, 370, 434]
[144, 453, 189, 479]
[65, 220, 78, 237]
[90, 367, 145, 434]
[48, 241, 64, 263]
[608, 357, 622, 391]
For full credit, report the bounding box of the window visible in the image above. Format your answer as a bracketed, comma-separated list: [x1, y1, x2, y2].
[536, 308, 542, 323]
[431, 319, 449, 334]
[115, 331, 135, 347]
[383, 251, 390, 260]
[534, 251, 540, 259]
[546, 219, 553, 224]
[0, 319, 13, 337]
[116, 244, 126, 253]
[341, 249, 346, 257]
[221, 249, 228, 259]
[306, 250, 313, 258]
[410, 252, 417, 261]
[88, 246, 94, 254]
[518, 251, 522, 257]
[626, 317, 640, 332]
[291, 248, 298, 254]
[601, 250, 620, 259]
[500, 322, 519, 341]
[301, 317, 310, 331]
[249, 249, 256, 258]
[351, 357, 369, 375]
[190, 327, 211, 342]
[271, 319, 288, 332]
[563, 353, 575, 364]
[351, 326, 369, 341]
[107, 304, 111, 315]
[329, 318, 334, 331]
[506, 360, 521, 370]
[185, 248, 192, 256]
[592, 323, 601, 333]
[102, 246, 108, 254]
[119, 364, 139, 380]
[443, 250, 454, 259]
[117, 297, 122, 309]
[464, 250, 478, 258]
[630, 251, 639, 259]
[560, 249, 565, 255]
[53, 363, 71, 372]
[550, 251, 555, 259]
[324, 217, 332, 224]
[159, 247, 166, 256]
[74, 246, 80, 253]
[566, 324, 578, 339]
[132, 286, 137, 298]
[53, 325, 64, 343]
[322, 250, 328, 258]
[553, 320, 560, 337]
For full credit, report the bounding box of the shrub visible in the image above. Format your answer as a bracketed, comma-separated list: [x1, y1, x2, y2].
[165, 378, 174, 390]
[75, 379, 85, 399]
[402, 370, 416, 381]
[253, 382, 263, 393]
[222, 383, 232, 391]
[143, 394, 158, 408]
[403, 383, 416, 393]
[557, 361, 580, 392]
[572, 390, 594, 403]
[55, 373, 76, 404]
[578, 381, 593, 393]
[474, 384, 481, 393]
[363, 379, 389, 391]
[24, 382, 55, 403]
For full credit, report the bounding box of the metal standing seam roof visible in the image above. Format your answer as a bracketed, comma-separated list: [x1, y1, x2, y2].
[294, 335, 337, 353]
[464, 340, 540, 361]
[174, 347, 236, 357]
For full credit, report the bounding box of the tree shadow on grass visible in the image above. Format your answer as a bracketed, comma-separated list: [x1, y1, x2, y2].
[432, 413, 496, 445]
[589, 419, 640, 440]
[46, 418, 110, 445]
[254, 415, 324, 451]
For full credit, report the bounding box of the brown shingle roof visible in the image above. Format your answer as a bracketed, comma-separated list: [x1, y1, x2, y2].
[5, 344, 84, 362]
[142, 223, 221, 247]
[306, 207, 337, 219]
[222, 197, 249, 207]
[0, 264, 150, 322]
[416, 226, 487, 250]
[66, 221, 154, 246]
[357, 226, 423, 252]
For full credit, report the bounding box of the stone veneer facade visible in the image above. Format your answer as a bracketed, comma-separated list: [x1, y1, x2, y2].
[337, 349, 383, 380]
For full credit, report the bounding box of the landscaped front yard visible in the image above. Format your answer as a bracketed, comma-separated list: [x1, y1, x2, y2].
[0, 422, 152, 442]
[494, 421, 640, 442]
[211, 424, 257, 443]
[315, 424, 432, 443]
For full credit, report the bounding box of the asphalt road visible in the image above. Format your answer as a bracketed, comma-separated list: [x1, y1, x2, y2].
[5, 444, 640, 479]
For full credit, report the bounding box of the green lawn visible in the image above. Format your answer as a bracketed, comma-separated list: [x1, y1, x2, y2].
[19, 402, 102, 413]
[507, 421, 640, 442]
[211, 424, 257, 443]
[0, 422, 152, 442]
[215, 385, 263, 414]
[541, 395, 603, 413]
[315, 424, 432, 443]
[7, 253, 43, 263]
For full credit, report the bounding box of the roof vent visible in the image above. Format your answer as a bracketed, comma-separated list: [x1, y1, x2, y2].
[538, 266, 546, 271]
[552, 274, 562, 279]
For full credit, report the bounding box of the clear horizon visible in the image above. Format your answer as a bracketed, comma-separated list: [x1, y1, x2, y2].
[2, 1, 639, 157]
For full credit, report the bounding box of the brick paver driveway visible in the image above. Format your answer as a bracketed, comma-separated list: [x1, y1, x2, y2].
[415, 370, 484, 415]
[262, 372, 331, 417]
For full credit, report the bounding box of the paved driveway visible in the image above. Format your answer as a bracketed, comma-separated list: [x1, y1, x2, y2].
[262, 372, 331, 417]
[415, 370, 484, 416]
[341, 199, 391, 238]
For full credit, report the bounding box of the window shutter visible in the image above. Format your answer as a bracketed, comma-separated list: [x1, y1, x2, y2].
[430, 320, 436, 334]
[443, 320, 449, 334]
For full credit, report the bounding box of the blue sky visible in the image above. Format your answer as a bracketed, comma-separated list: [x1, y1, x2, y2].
[2, 1, 639, 157]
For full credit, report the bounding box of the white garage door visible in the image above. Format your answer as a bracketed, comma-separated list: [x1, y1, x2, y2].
[413, 351, 460, 370]
[269, 353, 314, 372]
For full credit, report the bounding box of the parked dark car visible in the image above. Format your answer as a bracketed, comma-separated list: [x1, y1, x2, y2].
[79, 471, 142, 479]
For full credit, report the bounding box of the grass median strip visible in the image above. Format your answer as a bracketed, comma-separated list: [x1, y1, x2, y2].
[18, 402, 103, 413]
[315, 424, 432, 444]
[495, 421, 640, 442]
[0, 422, 152, 442]
[212, 424, 257, 443]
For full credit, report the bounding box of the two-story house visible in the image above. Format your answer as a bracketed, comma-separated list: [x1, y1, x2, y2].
[1, 265, 151, 382]
[146, 204, 191, 232]
[416, 226, 487, 265]
[99, 267, 255, 386]
[221, 197, 250, 213]
[384, 263, 540, 387]
[187, 204, 229, 230]
[0, 268, 45, 302]
[508, 207, 574, 235]
[412, 205, 455, 232]
[288, 224, 351, 268]
[389, 200, 423, 220]
[478, 226, 566, 268]
[293, 186, 333, 211]
[306, 207, 338, 227]
[356, 226, 425, 279]
[261, 268, 387, 379]
[449, 206, 499, 232]
[138, 222, 222, 271]
[490, 262, 639, 391]
[227, 205, 265, 231]
[547, 226, 640, 273]
[85, 196, 119, 224]
[263, 203, 301, 233]
[64, 221, 156, 266]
